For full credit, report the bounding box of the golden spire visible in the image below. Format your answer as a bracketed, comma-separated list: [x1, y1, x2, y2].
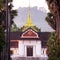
[25, 0, 34, 27]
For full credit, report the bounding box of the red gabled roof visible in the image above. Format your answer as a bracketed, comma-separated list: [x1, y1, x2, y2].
[10, 32, 51, 48]
[21, 29, 39, 38]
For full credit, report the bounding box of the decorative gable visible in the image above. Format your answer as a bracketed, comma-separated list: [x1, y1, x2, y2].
[21, 29, 39, 38]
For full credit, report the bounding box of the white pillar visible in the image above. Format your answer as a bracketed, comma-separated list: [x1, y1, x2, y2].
[36, 41, 41, 57]
[19, 41, 24, 57]
[33, 45, 36, 57]
[25, 46, 27, 57]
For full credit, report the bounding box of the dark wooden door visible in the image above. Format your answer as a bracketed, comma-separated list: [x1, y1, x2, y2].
[27, 46, 33, 56]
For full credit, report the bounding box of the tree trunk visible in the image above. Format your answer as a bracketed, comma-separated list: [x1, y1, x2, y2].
[0, 52, 1, 60]
[56, 15, 60, 43]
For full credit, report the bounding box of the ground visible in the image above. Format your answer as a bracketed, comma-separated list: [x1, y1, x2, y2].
[11, 57, 48, 60]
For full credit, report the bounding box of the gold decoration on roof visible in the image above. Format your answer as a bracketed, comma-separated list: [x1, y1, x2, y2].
[20, 1, 40, 32]
[24, 5, 34, 27]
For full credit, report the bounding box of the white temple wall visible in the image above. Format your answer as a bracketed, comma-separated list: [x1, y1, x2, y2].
[19, 41, 24, 56]
[10, 40, 48, 58]
[10, 48, 19, 56]
[41, 48, 48, 57]
[18, 40, 42, 57]
[36, 41, 41, 57]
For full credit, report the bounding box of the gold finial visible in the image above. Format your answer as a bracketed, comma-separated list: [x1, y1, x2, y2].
[25, 0, 34, 27]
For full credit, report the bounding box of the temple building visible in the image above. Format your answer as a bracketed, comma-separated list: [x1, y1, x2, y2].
[10, 6, 50, 58]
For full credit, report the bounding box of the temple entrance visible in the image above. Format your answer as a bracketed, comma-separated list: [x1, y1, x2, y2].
[27, 46, 33, 56]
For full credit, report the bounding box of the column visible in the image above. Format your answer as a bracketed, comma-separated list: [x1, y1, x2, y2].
[19, 41, 24, 57]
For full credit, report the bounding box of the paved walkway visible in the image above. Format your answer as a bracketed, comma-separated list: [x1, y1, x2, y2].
[11, 57, 48, 60]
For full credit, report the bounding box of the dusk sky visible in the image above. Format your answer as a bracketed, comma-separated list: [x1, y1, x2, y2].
[12, 0, 54, 32]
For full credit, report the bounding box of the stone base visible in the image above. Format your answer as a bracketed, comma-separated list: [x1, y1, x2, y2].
[11, 57, 48, 60]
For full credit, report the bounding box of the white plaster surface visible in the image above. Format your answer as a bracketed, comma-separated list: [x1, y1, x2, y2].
[11, 40, 47, 58]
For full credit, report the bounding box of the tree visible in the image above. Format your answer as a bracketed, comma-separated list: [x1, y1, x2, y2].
[46, 0, 60, 60]
[0, 25, 5, 52]
[0, 0, 17, 29]
[46, 0, 60, 40]
[0, 0, 17, 59]
[47, 32, 60, 60]
[45, 12, 56, 30]
[0, 25, 5, 60]
[11, 23, 19, 32]
[0, 0, 17, 46]
[46, 0, 60, 15]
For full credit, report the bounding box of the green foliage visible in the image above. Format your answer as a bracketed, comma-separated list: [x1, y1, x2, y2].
[11, 10, 17, 19]
[0, 0, 17, 29]
[45, 12, 56, 30]
[0, 0, 17, 53]
[11, 23, 19, 32]
[0, 0, 5, 10]
[46, 0, 60, 60]
[47, 32, 60, 60]
[0, 25, 5, 52]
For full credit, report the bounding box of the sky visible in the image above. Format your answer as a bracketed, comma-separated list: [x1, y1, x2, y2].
[13, 0, 49, 12]
[12, 0, 54, 32]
